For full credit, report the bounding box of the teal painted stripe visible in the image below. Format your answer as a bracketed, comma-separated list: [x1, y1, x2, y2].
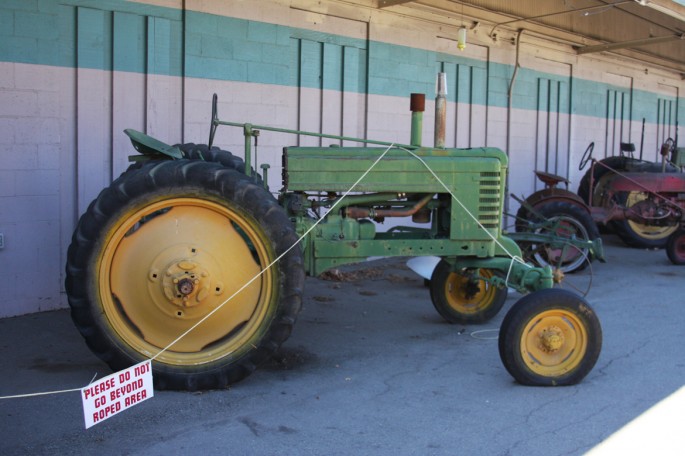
[185, 11, 292, 85]
[0, 0, 682, 123]
[113, 12, 146, 73]
[0, 0, 182, 74]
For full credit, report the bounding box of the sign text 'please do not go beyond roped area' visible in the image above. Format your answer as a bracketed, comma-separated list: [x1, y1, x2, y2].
[81, 360, 154, 429]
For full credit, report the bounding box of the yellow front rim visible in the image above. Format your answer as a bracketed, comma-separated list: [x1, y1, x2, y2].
[520, 309, 587, 377]
[99, 197, 275, 366]
[625, 191, 678, 240]
[444, 269, 498, 315]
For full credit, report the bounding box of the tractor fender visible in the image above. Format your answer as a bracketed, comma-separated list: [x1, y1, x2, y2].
[521, 187, 589, 214]
[607, 172, 685, 193]
[124, 129, 183, 159]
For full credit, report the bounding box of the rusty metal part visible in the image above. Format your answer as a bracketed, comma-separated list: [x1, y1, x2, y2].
[552, 268, 565, 284]
[344, 194, 433, 219]
[609, 172, 685, 194]
[412, 207, 431, 223]
[410, 93, 425, 112]
[410, 93, 425, 147]
[539, 326, 565, 353]
[591, 195, 681, 224]
[177, 278, 195, 296]
[624, 197, 678, 223]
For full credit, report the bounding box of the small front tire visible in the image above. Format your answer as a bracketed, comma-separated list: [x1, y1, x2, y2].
[498, 289, 602, 386]
[429, 260, 507, 324]
[666, 229, 685, 265]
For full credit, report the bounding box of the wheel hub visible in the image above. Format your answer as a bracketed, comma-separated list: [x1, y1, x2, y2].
[177, 277, 195, 296]
[461, 279, 481, 301]
[539, 326, 564, 352]
[552, 268, 565, 284]
[147, 252, 225, 316]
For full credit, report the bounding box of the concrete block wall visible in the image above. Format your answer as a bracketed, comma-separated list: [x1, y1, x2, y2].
[0, 0, 684, 317]
[0, 59, 65, 315]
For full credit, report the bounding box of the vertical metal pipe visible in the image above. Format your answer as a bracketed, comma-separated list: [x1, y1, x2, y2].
[410, 93, 425, 147]
[640, 118, 645, 161]
[434, 72, 447, 149]
[243, 124, 253, 178]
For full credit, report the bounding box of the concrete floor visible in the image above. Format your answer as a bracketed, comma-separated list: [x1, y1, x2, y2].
[1, 234, 684, 455]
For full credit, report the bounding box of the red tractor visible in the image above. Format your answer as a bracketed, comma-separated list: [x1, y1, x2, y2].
[516, 139, 685, 266]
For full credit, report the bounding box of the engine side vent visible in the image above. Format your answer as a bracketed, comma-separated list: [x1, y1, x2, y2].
[478, 172, 501, 230]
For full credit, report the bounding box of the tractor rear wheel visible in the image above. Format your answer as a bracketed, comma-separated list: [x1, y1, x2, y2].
[125, 143, 248, 175]
[178, 143, 247, 172]
[612, 191, 679, 249]
[429, 260, 507, 324]
[66, 160, 304, 390]
[666, 229, 685, 265]
[577, 156, 632, 204]
[498, 289, 602, 386]
[524, 201, 599, 273]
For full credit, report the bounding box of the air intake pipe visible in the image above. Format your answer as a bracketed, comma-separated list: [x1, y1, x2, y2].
[434, 72, 447, 149]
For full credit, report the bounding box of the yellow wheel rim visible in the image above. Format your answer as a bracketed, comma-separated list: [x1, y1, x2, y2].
[625, 191, 678, 240]
[520, 309, 587, 377]
[99, 197, 275, 366]
[444, 269, 498, 315]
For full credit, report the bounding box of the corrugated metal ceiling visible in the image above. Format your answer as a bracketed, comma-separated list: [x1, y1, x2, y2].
[378, 0, 685, 74]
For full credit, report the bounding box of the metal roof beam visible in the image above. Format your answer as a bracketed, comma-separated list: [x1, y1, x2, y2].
[637, 0, 685, 22]
[378, 0, 414, 7]
[489, 0, 634, 38]
[576, 33, 685, 54]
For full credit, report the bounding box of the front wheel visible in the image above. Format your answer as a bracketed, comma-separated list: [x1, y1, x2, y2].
[666, 229, 685, 265]
[66, 160, 305, 390]
[498, 289, 602, 386]
[429, 260, 507, 324]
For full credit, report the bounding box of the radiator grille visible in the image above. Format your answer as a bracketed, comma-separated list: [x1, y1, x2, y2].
[478, 172, 501, 230]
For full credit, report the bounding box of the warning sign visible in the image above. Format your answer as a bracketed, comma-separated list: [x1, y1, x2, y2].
[81, 360, 154, 429]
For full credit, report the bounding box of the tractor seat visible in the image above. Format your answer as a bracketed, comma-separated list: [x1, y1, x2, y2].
[534, 170, 569, 189]
[620, 142, 635, 157]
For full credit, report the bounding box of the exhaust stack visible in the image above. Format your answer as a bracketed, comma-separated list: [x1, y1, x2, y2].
[410, 93, 425, 147]
[434, 72, 447, 149]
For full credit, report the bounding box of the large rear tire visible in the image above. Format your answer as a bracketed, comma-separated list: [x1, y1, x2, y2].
[577, 156, 633, 204]
[612, 191, 679, 249]
[177, 143, 247, 172]
[499, 289, 602, 386]
[66, 160, 304, 390]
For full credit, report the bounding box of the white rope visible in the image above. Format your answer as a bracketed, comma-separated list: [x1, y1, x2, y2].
[0, 142, 528, 399]
[470, 329, 500, 340]
[150, 143, 398, 360]
[0, 373, 99, 400]
[0, 387, 83, 400]
[398, 146, 528, 267]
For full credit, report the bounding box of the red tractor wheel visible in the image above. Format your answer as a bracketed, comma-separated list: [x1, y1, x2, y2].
[517, 201, 599, 273]
[666, 229, 685, 265]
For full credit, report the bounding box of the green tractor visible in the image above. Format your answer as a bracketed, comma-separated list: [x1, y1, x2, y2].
[65, 77, 602, 390]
